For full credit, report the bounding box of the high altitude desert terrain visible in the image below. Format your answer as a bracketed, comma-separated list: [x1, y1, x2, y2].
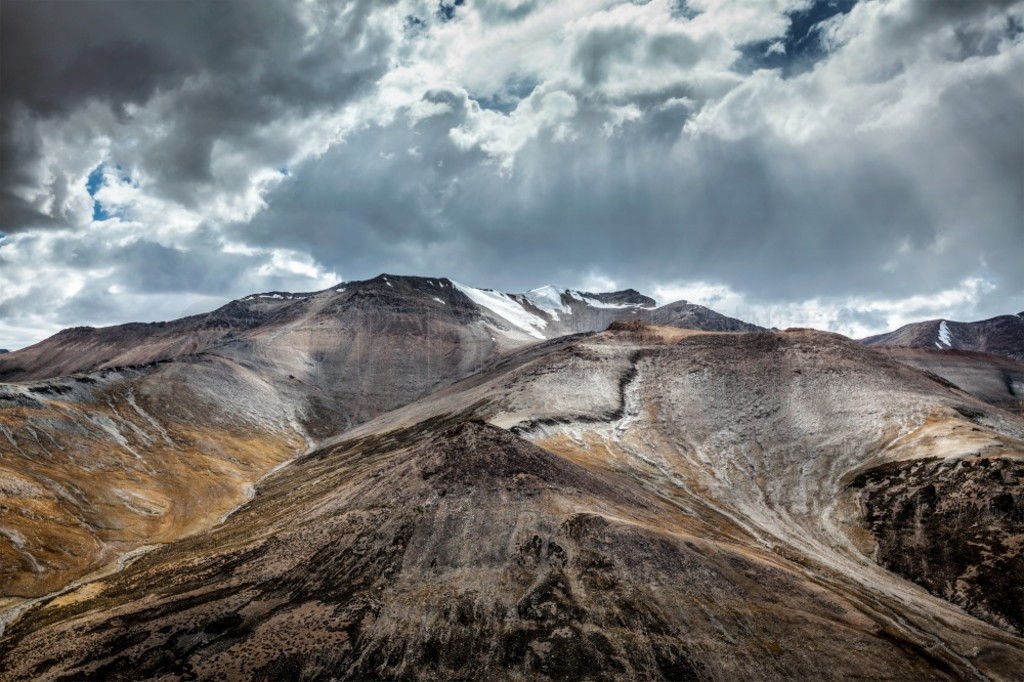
[0, 276, 1021, 681]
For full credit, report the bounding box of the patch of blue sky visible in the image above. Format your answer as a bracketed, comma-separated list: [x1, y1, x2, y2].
[86, 162, 133, 221]
[735, 0, 858, 77]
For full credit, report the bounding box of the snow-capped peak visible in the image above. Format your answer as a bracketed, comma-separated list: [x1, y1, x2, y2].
[453, 282, 547, 340]
[523, 285, 570, 319]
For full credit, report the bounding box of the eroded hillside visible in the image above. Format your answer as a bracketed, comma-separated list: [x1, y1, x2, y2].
[2, 327, 1021, 680]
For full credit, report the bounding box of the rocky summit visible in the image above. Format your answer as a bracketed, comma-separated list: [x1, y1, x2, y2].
[0, 277, 1021, 681]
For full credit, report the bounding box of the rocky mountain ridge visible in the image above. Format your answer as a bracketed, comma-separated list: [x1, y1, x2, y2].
[0, 275, 757, 383]
[862, 313, 1024, 363]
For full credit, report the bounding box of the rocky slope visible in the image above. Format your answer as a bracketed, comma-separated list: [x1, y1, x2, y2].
[2, 326, 1021, 680]
[862, 313, 1024, 362]
[647, 300, 763, 332]
[0, 277, 759, 614]
[878, 347, 1024, 414]
[0, 275, 507, 606]
[0, 275, 503, 385]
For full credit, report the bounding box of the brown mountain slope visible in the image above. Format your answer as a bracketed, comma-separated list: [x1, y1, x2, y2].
[0, 275, 505, 387]
[0, 359, 306, 604]
[0, 277, 509, 606]
[2, 327, 1021, 680]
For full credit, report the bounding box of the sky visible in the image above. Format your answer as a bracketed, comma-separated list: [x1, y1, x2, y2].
[1, 0, 1022, 350]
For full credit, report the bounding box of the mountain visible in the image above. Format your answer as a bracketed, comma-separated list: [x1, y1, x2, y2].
[0, 276, 756, 384]
[452, 282, 761, 339]
[862, 313, 1024, 363]
[0, 275, 500, 603]
[0, 276, 760, 608]
[2, 279, 1021, 680]
[2, 325, 1021, 680]
[647, 299, 763, 332]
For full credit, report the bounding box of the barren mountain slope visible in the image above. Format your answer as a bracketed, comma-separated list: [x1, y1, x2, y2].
[862, 313, 1024, 362]
[0, 276, 695, 613]
[878, 347, 1024, 413]
[3, 327, 1021, 681]
[0, 277, 761, 387]
[0, 276, 515, 606]
[646, 300, 763, 332]
[0, 275, 508, 385]
[0, 358, 306, 605]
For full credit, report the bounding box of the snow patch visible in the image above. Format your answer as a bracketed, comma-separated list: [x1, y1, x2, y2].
[432, 297, 446, 305]
[244, 293, 295, 301]
[523, 285, 570, 319]
[453, 282, 547, 339]
[937, 320, 952, 348]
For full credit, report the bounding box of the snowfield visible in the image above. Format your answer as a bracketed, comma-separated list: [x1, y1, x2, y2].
[453, 282, 547, 339]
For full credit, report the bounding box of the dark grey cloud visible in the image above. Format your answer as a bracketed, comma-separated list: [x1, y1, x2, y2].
[873, 0, 1023, 44]
[240, 103, 938, 299]
[574, 25, 644, 85]
[1, 0, 395, 229]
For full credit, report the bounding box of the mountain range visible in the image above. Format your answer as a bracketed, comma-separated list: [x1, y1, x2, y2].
[0, 275, 1021, 681]
[863, 313, 1024, 363]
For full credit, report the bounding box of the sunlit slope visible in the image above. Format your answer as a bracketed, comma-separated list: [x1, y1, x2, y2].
[0, 359, 305, 601]
[0, 276, 510, 602]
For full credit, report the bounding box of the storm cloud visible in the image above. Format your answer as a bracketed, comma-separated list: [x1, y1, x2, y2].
[1, 0, 1022, 348]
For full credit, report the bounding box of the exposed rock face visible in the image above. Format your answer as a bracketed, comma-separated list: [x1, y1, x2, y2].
[2, 328, 1022, 680]
[847, 456, 1024, 635]
[863, 313, 1024, 363]
[576, 288, 655, 307]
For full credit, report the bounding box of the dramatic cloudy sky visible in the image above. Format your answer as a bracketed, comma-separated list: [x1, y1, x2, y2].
[1, 0, 1022, 349]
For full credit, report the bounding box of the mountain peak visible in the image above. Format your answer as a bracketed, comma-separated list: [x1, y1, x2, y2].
[862, 313, 1024, 363]
[572, 288, 656, 308]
